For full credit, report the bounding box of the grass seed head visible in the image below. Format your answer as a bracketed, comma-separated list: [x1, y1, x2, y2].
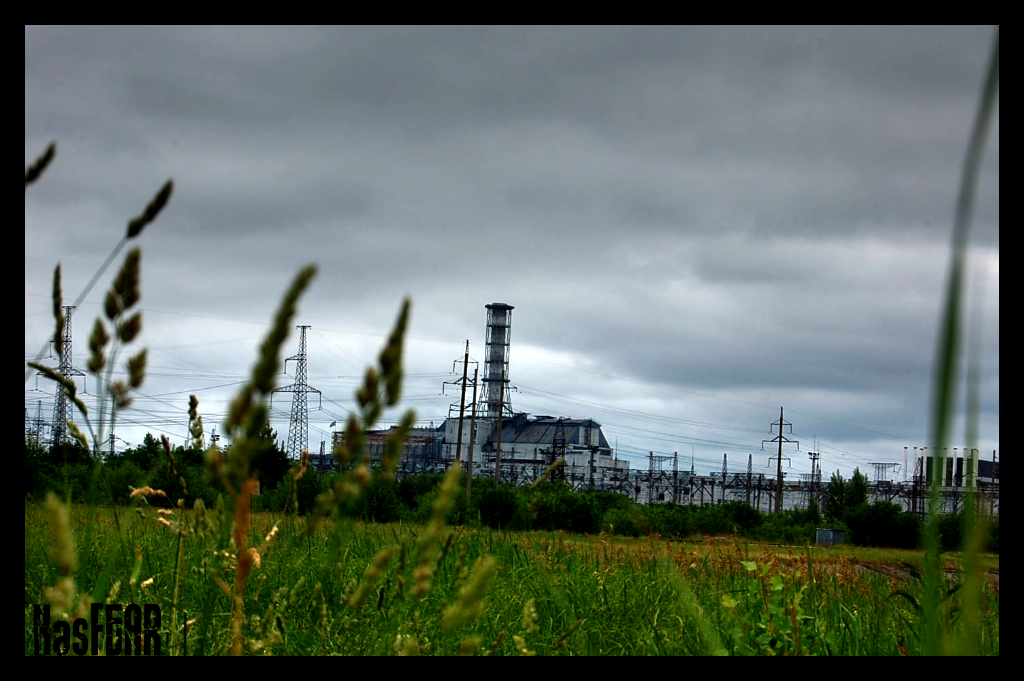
[25, 140, 56, 187]
[112, 248, 141, 310]
[87, 318, 110, 373]
[51, 266, 64, 360]
[442, 555, 497, 631]
[44, 577, 76, 619]
[44, 492, 76, 576]
[117, 311, 142, 343]
[126, 179, 173, 239]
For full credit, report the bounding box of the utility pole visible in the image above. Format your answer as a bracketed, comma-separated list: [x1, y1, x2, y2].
[673, 451, 679, 504]
[763, 407, 798, 513]
[746, 454, 753, 506]
[29, 400, 48, 448]
[493, 369, 505, 486]
[466, 367, 479, 502]
[589, 446, 596, 490]
[552, 417, 567, 482]
[809, 450, 820, 508]
[722, 453, 728, 504]
[990, 449, 997, 516]
[453, 341, 470, 462]
[271, 326, 322, 460]
[47, 306, 86, 448]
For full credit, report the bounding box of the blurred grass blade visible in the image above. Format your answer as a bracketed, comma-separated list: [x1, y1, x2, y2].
[25, 141, 56, 188]
[25, 179, 174, 384]
[923, 28, 998, 657]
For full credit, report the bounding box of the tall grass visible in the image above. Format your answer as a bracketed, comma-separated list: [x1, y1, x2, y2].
[920, 28, 998, 656]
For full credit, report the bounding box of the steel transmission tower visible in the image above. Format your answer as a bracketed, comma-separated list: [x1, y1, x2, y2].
[271, 325, 322, 460]
[47, 306, 86, 447]
[763, 407, 798, 513]
[28, 400, 49, 446]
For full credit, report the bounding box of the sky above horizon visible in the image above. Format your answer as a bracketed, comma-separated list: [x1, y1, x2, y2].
[26, 25, 999, 482]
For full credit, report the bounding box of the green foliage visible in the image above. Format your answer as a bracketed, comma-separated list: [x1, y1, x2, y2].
[985, 517, 998, 554]
[349, 474, 404, 523]
[807, 496, 821, 526]
[846, 468, 870, 509]
[532, 481, 606, 534]
[468, 478, 528, 530]
[825, 471, 846, 523]
[845, 502, 921, 549]
[722, 561, 831, 655]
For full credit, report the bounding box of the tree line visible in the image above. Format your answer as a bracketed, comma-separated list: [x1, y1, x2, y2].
[25, 433, 996, 553]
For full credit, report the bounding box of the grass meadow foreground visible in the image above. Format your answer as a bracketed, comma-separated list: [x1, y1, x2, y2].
[25, 501, 999, 656]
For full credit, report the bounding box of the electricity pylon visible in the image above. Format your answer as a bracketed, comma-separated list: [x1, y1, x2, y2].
[271, 325, 322, 460]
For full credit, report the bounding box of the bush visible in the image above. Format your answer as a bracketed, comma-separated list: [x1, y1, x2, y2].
[846, 501, 921, 549]
[531, 481, 605, 534]
[937, 511, 964, 553]
[603, 505, 651, 538]
[469, 478, 526, 530]
[350, 475, 403, 522]
[985, 516, 998, 553]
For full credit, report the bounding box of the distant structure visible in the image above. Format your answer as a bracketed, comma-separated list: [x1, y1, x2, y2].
[339, 413, 632, 488]
[47, 306, 85, 447]
[327, 302, 999, 518]
[446, 303, 515, 460]
[271, 325, 322, 460]
[907, 448, 999, 517]
[480, 303, 514, 421]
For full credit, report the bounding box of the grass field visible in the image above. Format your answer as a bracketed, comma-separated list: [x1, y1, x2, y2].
[25, 501, 999, 655]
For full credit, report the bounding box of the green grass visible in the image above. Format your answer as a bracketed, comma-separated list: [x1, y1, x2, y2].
[25, 504, 998, 655]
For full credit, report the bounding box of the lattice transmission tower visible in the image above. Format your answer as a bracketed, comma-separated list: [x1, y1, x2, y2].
[271, 325, 322, 460]
[46, 306, 86, 447]
[27, 400, 49, 446]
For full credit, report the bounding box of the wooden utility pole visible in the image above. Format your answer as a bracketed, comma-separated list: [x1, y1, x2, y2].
[493, 369, 505, 486]
[466, 367, 479, 502]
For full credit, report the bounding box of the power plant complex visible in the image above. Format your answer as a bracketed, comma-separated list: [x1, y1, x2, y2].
[326, 302, 999, 518]
[28, 302, 998, 518]
[332, 302, 633, 489]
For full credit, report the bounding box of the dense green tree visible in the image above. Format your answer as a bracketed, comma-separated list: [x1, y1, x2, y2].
[846, 467, 870, 510]
[807, 496, 822, 525]
[249, 420, 291, 492]
[824, 471, 847, 523]
[845, 501, 920, 548]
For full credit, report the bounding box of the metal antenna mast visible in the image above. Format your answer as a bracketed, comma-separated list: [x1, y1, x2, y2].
[271, 325, 322, 460]
[47, 306, 86, 447]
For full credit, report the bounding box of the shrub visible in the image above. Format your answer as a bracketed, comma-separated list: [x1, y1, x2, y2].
[602, 505, 651, 537]
[845, 501, 921, 549]
[469, 478, 525, 530]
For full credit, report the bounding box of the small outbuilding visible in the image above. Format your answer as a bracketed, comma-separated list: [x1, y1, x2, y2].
[816, 528, 844, 547]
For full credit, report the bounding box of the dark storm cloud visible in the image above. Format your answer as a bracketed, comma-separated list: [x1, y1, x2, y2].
[26, 26, 998, 476]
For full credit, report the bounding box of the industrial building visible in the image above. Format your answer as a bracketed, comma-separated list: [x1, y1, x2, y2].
[325, 303, 999, 517]
[329, 302, 632, 486]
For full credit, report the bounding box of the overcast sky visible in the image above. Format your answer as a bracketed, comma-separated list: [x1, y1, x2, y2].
[26, 25, 998, 482]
